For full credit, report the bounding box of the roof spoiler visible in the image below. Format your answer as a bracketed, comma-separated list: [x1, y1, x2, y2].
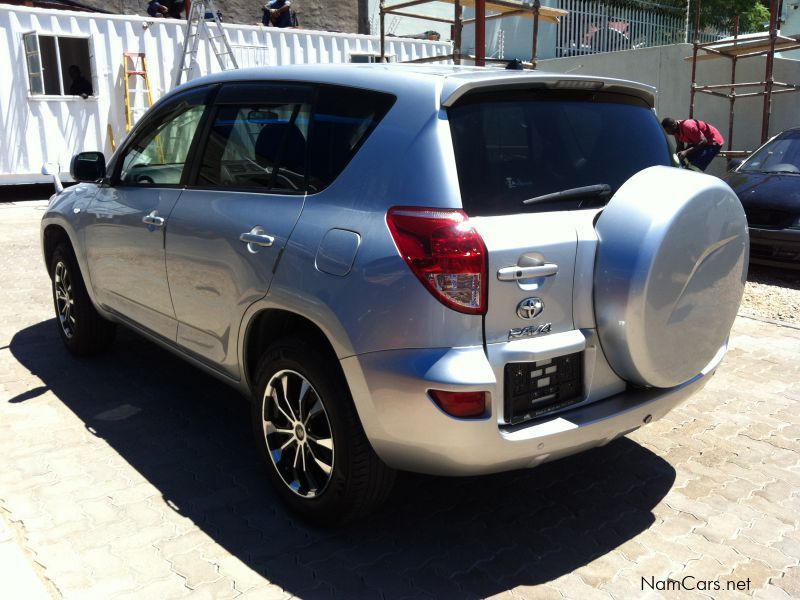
[441, 74, 657, 108]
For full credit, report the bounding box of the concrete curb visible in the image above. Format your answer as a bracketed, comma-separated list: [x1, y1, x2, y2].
[737, 311, 800, 331]
[0, 514, 57, 599]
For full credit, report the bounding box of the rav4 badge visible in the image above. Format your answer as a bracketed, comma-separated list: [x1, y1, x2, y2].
[508, 323, 552, 341]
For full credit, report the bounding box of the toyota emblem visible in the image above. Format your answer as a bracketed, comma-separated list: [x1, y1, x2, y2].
[516, 297, 544, 320]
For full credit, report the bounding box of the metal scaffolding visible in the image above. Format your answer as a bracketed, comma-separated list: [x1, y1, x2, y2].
[379, 0, 567, 68]
[688, 0, 800, 157]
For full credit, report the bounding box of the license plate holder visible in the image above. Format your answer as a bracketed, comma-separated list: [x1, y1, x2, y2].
[504, 352, 583, 424]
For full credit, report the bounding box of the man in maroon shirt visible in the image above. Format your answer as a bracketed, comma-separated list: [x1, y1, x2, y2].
[661, 117, 725, 172]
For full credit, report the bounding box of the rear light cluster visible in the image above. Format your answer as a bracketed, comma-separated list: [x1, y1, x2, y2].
[386, 207, 487, 314]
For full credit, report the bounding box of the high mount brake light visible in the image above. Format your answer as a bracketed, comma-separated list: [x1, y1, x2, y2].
[553, 79, 604, 90]
[386, 207, 487, 315]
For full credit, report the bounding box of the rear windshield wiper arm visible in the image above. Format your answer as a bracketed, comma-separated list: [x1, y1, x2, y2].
[522, 183, 612, 206]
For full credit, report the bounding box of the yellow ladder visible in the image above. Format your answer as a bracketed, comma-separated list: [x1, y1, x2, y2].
[123, 52, 154, 132]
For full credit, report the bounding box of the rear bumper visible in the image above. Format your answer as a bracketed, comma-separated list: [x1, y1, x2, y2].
[342, 341, 723, 476]
[749, 227, 800, 267]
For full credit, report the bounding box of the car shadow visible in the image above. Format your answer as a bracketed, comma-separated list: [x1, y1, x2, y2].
[9, 320, 676, 598]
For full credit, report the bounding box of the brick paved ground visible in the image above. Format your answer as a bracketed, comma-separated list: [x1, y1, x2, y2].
[1, 199, 798, 599]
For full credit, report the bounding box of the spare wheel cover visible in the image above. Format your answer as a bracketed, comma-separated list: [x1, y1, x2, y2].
[594, 166, 748, 388]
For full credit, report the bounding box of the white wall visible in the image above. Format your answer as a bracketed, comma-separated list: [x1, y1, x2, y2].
[0, 5, 451, 183]
[539, 43, 800, 176]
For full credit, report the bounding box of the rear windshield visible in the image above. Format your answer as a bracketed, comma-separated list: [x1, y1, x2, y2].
[448, 90, 672, 216]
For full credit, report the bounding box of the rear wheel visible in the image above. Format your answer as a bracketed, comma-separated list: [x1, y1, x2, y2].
[49, 244, 116, 355]
[252, 338, 395, 525]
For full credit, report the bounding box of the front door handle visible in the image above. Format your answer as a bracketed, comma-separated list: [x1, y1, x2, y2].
[497, 263, 558, 281]
[240, 226, 275, 249]
[142, 211, 165, 227]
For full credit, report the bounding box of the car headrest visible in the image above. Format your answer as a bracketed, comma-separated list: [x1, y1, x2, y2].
[255, 122, 306, 174]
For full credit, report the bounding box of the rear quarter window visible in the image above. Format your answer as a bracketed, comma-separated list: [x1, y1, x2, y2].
[307, 85, 396, 193]
[448, 89, 672, 216]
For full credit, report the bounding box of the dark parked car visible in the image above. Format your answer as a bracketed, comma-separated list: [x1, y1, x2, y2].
[724, 127, 800, 269]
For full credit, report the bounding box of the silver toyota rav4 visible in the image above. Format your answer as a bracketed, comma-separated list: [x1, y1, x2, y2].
[42, 65, 748, 524]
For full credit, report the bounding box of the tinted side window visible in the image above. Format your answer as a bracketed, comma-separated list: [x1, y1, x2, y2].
[307, 86, 395, 192]
[448, 90, 672, 216]
[118, 88, 208, 186]
[197, 101, 311, 191]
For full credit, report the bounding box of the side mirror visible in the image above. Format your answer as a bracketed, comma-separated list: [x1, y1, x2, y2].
[70, 151, 106, 182]
[726, 158, 744, 172]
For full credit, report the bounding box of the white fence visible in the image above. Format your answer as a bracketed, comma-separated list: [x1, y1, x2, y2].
[556, 0, 727, 57]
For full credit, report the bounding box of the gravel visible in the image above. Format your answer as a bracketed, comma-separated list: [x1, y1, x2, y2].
[741, 264, 800, 326]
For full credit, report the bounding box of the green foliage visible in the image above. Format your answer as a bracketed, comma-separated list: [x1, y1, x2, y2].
[600, 1, 772, 33]
[689, 0, 771, 32]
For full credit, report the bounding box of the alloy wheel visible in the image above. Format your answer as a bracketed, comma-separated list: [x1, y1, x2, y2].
[54, 261, 75, 339]
[262, 369, 334, 498]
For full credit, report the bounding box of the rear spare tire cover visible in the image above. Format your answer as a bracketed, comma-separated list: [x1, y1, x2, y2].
[594, 166, 748, 389]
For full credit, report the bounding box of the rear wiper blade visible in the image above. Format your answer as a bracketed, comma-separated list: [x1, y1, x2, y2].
[522, 183, 612, 206]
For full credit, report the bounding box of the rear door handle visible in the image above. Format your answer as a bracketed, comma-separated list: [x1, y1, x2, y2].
[240, 226, 275, 248]
[142, 211, 165, 227]
[239, 233, 275, 247]
[497, 263, 558, 281]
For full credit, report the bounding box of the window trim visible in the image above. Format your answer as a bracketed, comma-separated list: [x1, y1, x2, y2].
[22, 32, 96, 99]
[53, 36, 65, 96]
[27, 96, 99, 102]
[23, 32, 44, 96]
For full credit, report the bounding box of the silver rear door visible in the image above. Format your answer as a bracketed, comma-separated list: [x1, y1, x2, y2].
[165, 83, 312, 377]
[472, 214, 577, 345]
[446, 85, 674, 424]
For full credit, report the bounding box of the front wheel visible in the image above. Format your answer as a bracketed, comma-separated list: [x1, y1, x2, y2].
[50, 244, 116, 355]
[252, 338, 395, 525]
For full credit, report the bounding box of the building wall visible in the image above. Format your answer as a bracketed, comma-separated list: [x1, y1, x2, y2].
[0, 5, 450, 183]
[75, 0, 363, 34]
[461, 0, 560, 61]
[540, 43, 800, 176]
[367, 0, 453, 40]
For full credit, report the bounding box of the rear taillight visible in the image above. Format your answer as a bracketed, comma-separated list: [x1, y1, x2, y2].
[386, 207, 487, 315]
[429, 390, 488, 418]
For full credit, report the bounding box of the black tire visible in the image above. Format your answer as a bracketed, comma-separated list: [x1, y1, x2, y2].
[49, 243, 116, 356]
[252, 338, 395, 525]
